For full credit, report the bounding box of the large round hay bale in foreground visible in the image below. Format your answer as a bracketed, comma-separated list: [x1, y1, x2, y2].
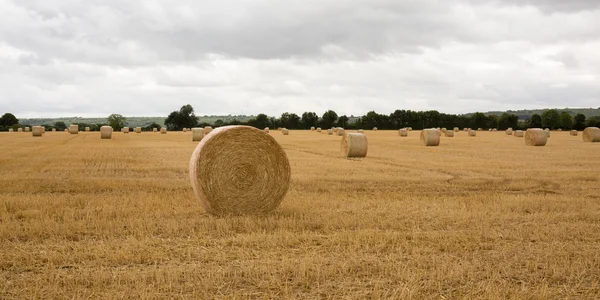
[69, 125, 78, 134]
[192, 128, 204, 141]
[341, 133, 368, 158]
[583, 127, 600, 142]
[282, 128, 289, 135]
[399, 128, 408, 137]
[160, 127, 167, 134]
[32, 126, 42, 137]
[570, 130, 578, 136]
[100, 126, 113, 139]
[525, 129, 547, 146]
[445, 130, 454, 137]
[421, 129, 440, 146]
[514, 130, 524, 137]
[189, 126, 291, 215]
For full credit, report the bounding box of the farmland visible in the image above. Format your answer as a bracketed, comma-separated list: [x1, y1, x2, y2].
[1, 130, 599, 299]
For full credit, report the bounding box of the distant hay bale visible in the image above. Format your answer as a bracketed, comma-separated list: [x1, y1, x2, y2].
[310, 126, 315, 131]
[493, 128, 497, 131]
[421, 129, 440, 146]
[570, 130, 578, 136]
[469, 130, 476, 137]
[558, 128, 563, 132]
[264, 127, 269, 133]
[85, 127, 90, 132]
[32, 126, 42, 137]
[100, 126, 113, 139]
[453, 127, 459, 132]
[160, 127, 167, 134]
[188, 125, 290, 215]
[317, 127, 321, 132]
[441, 128, 447, 133]
[506, 129, 513, 135]
[327, 129, 333, 135]
[358, 129, 364, 134]
[153, 128, 158, 132]
[583, 127, 600, 142]
[8, 128, 13, 132]
[545, 128, 551, 138]
[514, 130, 524, 137]
[373, 127, 378, 131]
[525, 129, 547, 146]
[337, 128, 345, 136]
[24, 127, 30, 132]
[488, 129, 492, 132]
[203, 126, 213, 135]
[282, 128, 289, 135]
[407, 127, 412, 131]
[192, 127, 204, 141]
[445, 130, 454, 137]
[64, 129, 68, 132]
[399, 128, 408, 137]
[41, 127, 45, 134]
[478, 128, 483, 131]
[341, 133, 368, 158]
[52, 128, 56, 132]
[17, 128, 22, 132]
[135, 127, 142, 133]
[69, 125, 78, 134]
[122, 127, 130, 134]
[463, 128, 468, 132]
[183, 128, 188, 132]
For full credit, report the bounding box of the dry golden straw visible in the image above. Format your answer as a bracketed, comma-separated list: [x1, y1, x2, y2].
[8, 128, 13, 132]
[453, 127, 459, 132]
[421, 129, 440, 146]
[17, 128, 22, 132]
[122, 127, 130, 134]
[570, 130, 578, 136]
[192, 128, 204, 142]
[183, 128, 188, 132]
[525, 129, 547, 146]
[317, 128, 322, 132]
[399, 128, 408, 137]
[32, 126, 42, 137]
[160, 127, 167, 134]
[407, 127, 412, 131]
[341, 133, 368, 158]
[514, 130, 524, 137]
[100, 126, 113, 139]
[583, 127, 600, 142]
[69, 125, 78, 134]
[545, 129, 551, 138]
[282, 128, 289, 135]
[188, 125, 291, 215]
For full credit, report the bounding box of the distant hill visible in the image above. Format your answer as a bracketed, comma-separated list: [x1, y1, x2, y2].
[20, 115, 255, 127]
[466, 108, 600, 120]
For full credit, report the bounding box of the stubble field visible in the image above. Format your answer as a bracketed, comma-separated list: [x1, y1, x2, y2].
[0, 129, 599, 299]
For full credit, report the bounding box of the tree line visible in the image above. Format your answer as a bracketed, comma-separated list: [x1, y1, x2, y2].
[2, 107, 600, 132]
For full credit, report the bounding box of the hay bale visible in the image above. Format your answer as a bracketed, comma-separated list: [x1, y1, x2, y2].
[310, 126, 315, 131]
[478, 128, 483, 131]
[122, 127, 130, 134]
[399, 128, 408, 137]
[64, 129, 68, 132]
[189, 125, 290, 215]
[8, 128, 13, 132]
[463, 128, 468, 132]
[441, 128, 447, 133]
[506, 129, 513, 135]
[264, 127, 269, 133]
[69, 125, 78, 134]
[100, 126, 113, 139]
[558, 128, 563, 132]
[183, 128, 188, 132]
[32, 126, 42, 137]
[408, 127, 413, 131]
[52, 128, 56, 132]
[421, 129, 440, 146]
[341, 133, 368, 158]
[17, 128, 22, 132]
[545, 128, 551, 138]
[337, 128, 345, 136]
[160, 127, 167, 134]
[85, 127, 90, 132]
[203, 126, 213, 135]
[570, 130, 578, 136]
[327, 129, 333, 135]
[135, 127, 142, 133]
[282, 128, 289, 135]
[153, 128, 158, 132]
[373, 127, 378, 131]
[493, 128, 497, 131]
[191, 127, 204, 141]
[24, 127, 30, 132]
[41, 127, 45, 134]
[583, 127, 600, 142]
[469, 130, 476, 137]
[525, 128, 547, 146]
[453, 127, 459, 132]
[445, 130, 454, 137]
[317, 127, 322, 132]
[358, 129, 364, 134]
[514, 130, 524, 137]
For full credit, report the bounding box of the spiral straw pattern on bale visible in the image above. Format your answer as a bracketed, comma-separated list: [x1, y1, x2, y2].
[514, 130, 524, 137]
[192, 128, 204, 141]
[399, 129, 408, 137]
[100, 126, 113, 139]
[341, 133, 368, 158]
[583, 127, 600, 142]
[445, 130, 454, 137]
[570, 130, 578, 136]
[421, 129, 440, 146]
[189, 126, 291, 215]
[525, 129, 547, 146]
[69, 125, 78, 134]
[32, 126, 42, 137]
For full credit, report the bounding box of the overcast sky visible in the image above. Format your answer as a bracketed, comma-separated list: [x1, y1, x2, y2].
[1, 0, 599, 118]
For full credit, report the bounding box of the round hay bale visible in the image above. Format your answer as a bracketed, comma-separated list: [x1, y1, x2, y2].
[310, 126, 315, 131]
[189, 125, 290, 215]
[63, 129, 67, 132]
[264, 127, 269, 133]
[341, 133, 368, 158]
[453, 127, 459, 132]
[8, 128, 13, 132]
[445, 130, 454, 137]
[327, 129, 333, 135]
[493, 128, 497, 131]
[160, 127, 167, 134]
[122, 127, 130, 134]
[85, 127, 90, 132]
[32, 126, 42, 137]
[282, 128, 289, 135]
[477, 128, 483, 131]
[337, 128, 345, 136]
[514, 130, 524, 137]
[570, 130, 578, 136]
[153, 128, 158, 132]
[358, 129, 364, 134]
[135, 127, 142, 133]
[316, 127, 322, 132]
[203, 126, 213, 135]
[24, 127, 30, 132]
[17, 128, 23, 132]
[488, 129, 492, 132]
[583, 127, 600, 142]
[441, 128, 447, 134]
[100, 126, 113, 139]
[183, 128, 188, 132]
[192, 127, 204, 141]
[399, 128, 408, 137]
[557, 128, 563, 132]
[373, 127, 378, 131]
[69, 124, 78, 134]
[51, 128, 56, 132]
[41, 127, 45, 134]
[469, 130, 476, 137]
[545, 129, 551, 138]
[408, 127, 413, 131]
[420, 129, 440, 146]
[506, 129, 513, 135]
[525, 128, 547, 146]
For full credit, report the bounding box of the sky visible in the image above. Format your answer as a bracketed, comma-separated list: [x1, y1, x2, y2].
[1, 0, 599, 118]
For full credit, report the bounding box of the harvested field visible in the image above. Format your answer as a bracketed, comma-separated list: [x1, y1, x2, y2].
[0, 130, 599, 299]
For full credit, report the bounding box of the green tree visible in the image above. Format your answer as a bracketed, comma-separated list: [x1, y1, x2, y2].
[107, 114, 127, 131]
[498, 113, 519, 130]
[321, 110, 338, 129]
[470, 112, 487, 129]
[337, 115, 349, 128]
[541, 109, 561, 129]
[586, 116, 600, 127]
[248, 114, 270, 129]
[301, 112, 319, 129]
[529, 114, 542, 128]
[214, 119, 224, 126]
[280, 113, 300, 129]
[0, 113, 18, 127]
[54, 121, 67, 131]
[164, 105, 199, 130]
[559, 112, 573, 129]
[574, 113, 586, 130]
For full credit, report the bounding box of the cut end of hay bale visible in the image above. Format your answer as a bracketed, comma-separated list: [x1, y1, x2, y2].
[160, 127, 167, 134]
[583, 127, 600, 142]
[69, 125, 78, 134]
[32, 126, 42, 137]
[100, 126, 113, 139]
[525, 128, 547, 146]
[421, 129, 440, 146]
[189, 125, 291, 215]
[310, 126, 315, 131]
[453, 127, 459, 132]
[192, 127, 204, 141]
[506, 129, 513, 135]
[153, 128, 158, 132]
[341, 133, 368, 158]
